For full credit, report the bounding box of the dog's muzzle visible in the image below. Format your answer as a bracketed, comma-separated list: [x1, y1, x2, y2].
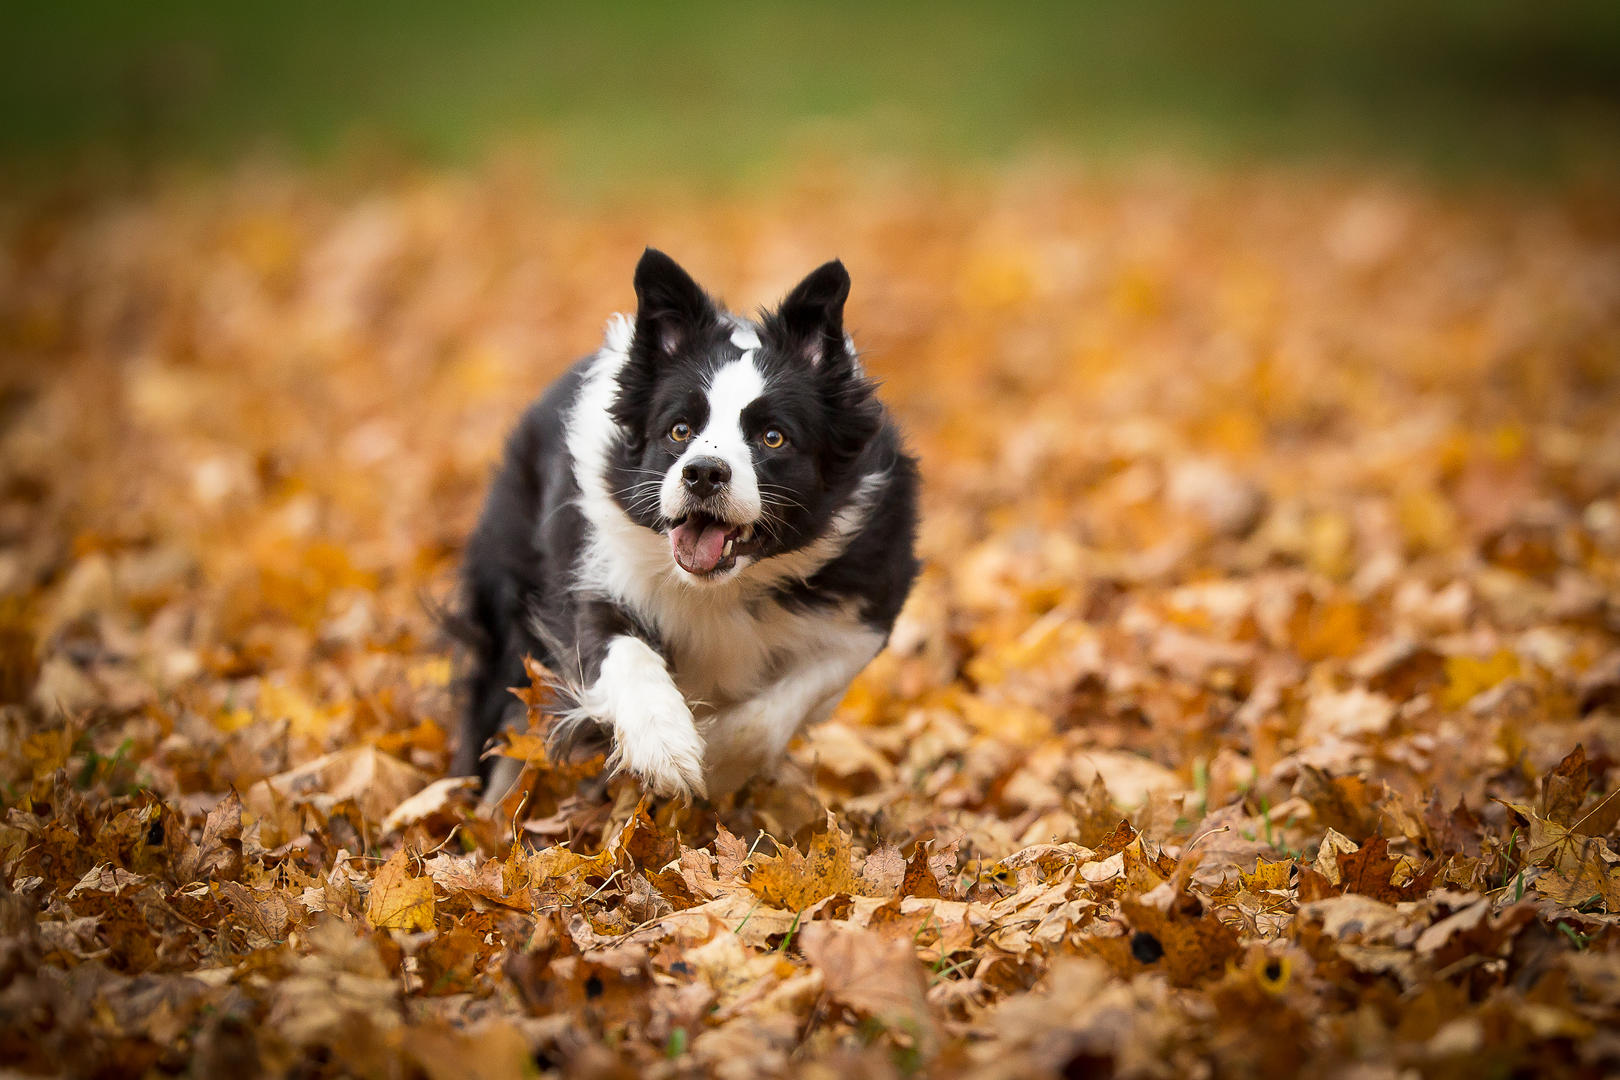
[668, 512, 761, 577]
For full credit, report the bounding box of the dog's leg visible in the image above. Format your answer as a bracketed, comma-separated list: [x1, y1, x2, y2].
[580, 635, 708, 799]
[700, 629, 884, 796]
[564, 601, 706, 799]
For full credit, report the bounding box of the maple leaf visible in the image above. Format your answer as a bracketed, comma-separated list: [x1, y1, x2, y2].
[899, 838, 957, 899]
[1296, 767, 1382, 840]
[367, 848, 435, 932]
[492, 731, 550, 763]
[1116, 895, 1242, 988]
[414, 924, 495, 997]
[1242, 857, 1294, 893]
[749, 817, 867, 910]
[1334, 837, 1406, 903]
[258, 746, 430, 823]
[1498, 797, 1618, 879]
[616, 797, 681, 871]
[1440, 651, 1520, 710]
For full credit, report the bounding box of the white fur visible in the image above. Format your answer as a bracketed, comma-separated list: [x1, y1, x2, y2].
[658, 355, 765, 527]
[699, 620, 884, 795]
[557, 315, 888, 797]
[580, 635, 707, 798]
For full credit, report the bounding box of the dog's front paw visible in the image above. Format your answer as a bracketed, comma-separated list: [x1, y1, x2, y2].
[609, 694, 708, 800]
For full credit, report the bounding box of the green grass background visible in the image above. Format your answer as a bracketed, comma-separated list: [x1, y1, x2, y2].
[4, 2, 1618, 182]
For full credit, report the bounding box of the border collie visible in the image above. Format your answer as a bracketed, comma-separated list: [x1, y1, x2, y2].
[453, 249, 919, 800]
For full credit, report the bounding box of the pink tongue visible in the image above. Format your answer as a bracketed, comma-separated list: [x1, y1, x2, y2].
[671, 520, 731, 574]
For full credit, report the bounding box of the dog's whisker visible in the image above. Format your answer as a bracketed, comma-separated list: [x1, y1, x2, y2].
[611, 479, 665, 499]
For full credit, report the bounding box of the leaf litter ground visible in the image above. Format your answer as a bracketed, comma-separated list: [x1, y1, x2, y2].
[2, 161, 1620, 1078]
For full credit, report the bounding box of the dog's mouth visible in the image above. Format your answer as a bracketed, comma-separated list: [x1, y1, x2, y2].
[669, 513, 760, 577]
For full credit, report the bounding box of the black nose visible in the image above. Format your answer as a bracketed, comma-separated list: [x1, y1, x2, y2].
[681, 456, 731, 498]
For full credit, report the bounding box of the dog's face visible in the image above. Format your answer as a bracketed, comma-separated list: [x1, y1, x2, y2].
[608, 249, 882, 585]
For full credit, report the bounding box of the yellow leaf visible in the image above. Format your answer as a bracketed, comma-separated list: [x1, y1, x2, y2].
[749, 819, 866, 910]
[406, 658, 452, 690]
[957, 694, 1053, 747]
[1441, 651, 1520, 710]
[1242, 858, 1295, 893]
[495, 731, 550, 762]
[368, 848, 435, 932]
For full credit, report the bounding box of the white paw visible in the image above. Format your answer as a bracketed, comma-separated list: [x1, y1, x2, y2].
[610, 694, 708, 800]
[584, 636, 709, 800]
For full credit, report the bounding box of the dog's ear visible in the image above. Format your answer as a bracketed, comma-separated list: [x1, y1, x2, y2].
[632, 248, 716, 360]
[767, 260, 851, 367]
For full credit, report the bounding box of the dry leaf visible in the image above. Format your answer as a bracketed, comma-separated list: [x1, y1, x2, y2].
[367, 848, 436, 931]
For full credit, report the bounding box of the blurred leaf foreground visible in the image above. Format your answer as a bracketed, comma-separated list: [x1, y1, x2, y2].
[2, 159, 1620, 1078]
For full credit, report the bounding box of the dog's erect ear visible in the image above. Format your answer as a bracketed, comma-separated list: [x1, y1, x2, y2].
[632, 248, 716, 359]
[768, 260, 851, 366]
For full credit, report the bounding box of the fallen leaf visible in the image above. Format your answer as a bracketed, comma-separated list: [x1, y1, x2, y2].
[367, 848, 435, 931]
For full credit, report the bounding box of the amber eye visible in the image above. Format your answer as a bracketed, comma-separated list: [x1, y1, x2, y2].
[762, 429, 785, 449]
[670, 421, 692, 442]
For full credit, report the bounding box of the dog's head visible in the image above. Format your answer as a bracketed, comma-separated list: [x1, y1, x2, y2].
[607, 248, 883, 584]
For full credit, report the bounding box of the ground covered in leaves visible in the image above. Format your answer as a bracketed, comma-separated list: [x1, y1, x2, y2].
[3, 160, 1620, 1078]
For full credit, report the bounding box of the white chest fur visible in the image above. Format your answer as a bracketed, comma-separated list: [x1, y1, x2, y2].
[663, 596, 869, 709]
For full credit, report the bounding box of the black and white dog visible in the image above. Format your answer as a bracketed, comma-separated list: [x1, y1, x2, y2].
[453, 249, 918, 800]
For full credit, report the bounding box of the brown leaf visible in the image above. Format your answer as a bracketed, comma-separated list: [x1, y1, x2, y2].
[899, 842, 945, 899]
[1335, 836, 1404, 902]
[16, 144, 1620, 1079]
[1540, 745, 1590, 825]
[1067, 772, 1121, 849]
[492, 731, 550, 762]
[1241, 857, 1295, 893]
[176, 790, 243, 884]
[618, 797, 680, 871]
[406, 1020, 532, 1080]
[1093, 819, 1139, 858]
[860, 841, 906, 895]
[799, 921, 937, 1046]
[1296, 767, 1381, 840]
[217, 879, 293, 947]
[380, 775, 476, 833]
[1572, 789, 1620, 840]
[1118, 896, 1242, 987]
[714, 824, 748, 882]
[259, 746, 430, 823]
[511, 655, 559, 713]
[415, 924, 493, 996]
[1499, 799, 1617, 879]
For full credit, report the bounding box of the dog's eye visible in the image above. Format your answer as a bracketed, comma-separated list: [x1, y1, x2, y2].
[761, 429, 785, 449]
[670, 421, 692, 442]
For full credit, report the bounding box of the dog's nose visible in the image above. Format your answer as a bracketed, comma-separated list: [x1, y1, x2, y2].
[681, 456, 731, 498]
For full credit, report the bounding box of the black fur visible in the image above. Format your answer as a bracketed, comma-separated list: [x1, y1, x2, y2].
[453, 250, 919, 784]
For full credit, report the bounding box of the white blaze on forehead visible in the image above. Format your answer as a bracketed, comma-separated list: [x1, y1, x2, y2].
[730, 324, 761, 351]
[660, 352, 765, 524]
[704, 356, 765, 433]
